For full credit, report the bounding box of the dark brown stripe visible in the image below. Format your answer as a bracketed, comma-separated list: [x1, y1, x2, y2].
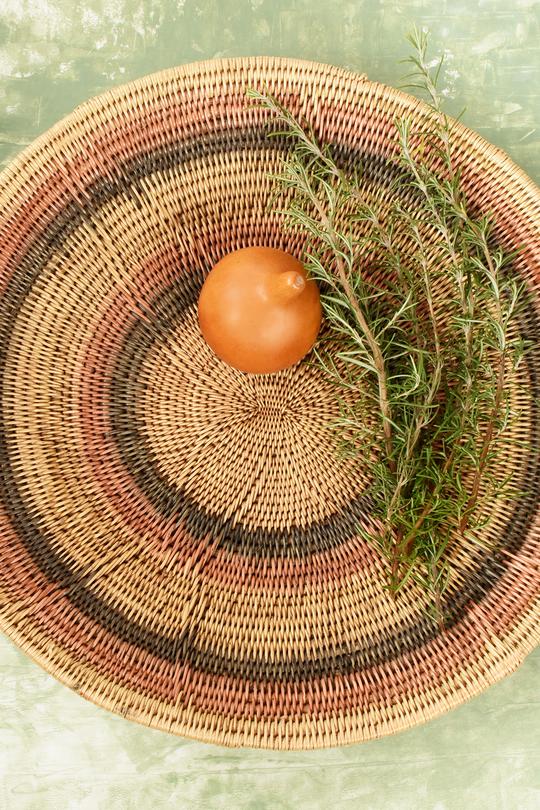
[0, 126, 538, 682]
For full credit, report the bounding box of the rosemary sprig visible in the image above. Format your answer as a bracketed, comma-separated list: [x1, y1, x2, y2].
[247, 28, 526, 624]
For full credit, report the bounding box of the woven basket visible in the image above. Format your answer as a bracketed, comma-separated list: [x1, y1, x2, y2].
[0, 57, 538, 750]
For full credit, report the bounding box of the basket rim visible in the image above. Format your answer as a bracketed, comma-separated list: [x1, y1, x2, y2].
[0, 55, 539, 210]
[2, 610, 538, 750]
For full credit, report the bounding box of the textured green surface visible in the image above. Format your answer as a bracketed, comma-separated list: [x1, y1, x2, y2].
[0, 1, 539, 808]
[1, 0, 539, 179]
[0, 637, 539, 809]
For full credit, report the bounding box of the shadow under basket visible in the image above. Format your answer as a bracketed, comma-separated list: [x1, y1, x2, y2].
[0, 57, 538, 750]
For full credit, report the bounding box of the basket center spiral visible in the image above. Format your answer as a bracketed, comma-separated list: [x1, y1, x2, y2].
[111, 282, 373, 554]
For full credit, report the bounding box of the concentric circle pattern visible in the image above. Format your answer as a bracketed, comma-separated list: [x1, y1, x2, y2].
[0, 58, 539, 749]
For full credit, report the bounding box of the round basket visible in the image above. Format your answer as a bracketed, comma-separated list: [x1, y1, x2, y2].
[0, 57, 538, 750]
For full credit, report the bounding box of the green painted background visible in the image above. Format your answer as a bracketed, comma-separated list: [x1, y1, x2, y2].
[0, 1, 538, 808]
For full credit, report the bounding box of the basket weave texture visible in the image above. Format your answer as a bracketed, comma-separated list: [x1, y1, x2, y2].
[0, 57, 538, 750]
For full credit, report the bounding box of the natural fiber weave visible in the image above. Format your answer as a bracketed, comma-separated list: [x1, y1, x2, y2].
[0, 57, 538, 750]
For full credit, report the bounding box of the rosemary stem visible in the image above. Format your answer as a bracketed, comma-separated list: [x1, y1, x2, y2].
[459, 349, 506, 532]
[310, 197, 396, 471]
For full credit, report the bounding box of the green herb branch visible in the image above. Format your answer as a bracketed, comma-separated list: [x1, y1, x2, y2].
[247, 27, 526, 625]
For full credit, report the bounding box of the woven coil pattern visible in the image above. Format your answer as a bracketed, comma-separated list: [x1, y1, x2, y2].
[0, 57, 539, 749]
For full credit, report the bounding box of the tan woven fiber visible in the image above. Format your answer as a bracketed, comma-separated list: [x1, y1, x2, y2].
[0, 57, 538, 750]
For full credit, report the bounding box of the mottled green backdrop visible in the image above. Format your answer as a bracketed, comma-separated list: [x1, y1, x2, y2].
[0, 1, 539, 808]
